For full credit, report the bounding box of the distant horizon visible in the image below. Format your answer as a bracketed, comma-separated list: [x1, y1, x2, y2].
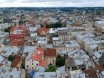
[0, 0, 104, 7]
[0, 6, 104, 8]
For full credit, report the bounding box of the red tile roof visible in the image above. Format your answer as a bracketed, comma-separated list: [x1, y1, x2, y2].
[10, 26, 27, 34]
[10, 55, 22, 68]
[30, 47, 46, 67]
[30, 48, 44, 62]
[39, 60, 46, 67]
[12, 40, 19, 46]
[85, 69, 98, 78]
[44, 48, 56, 57]
[38, 27, 49, 35]
[9, 34, 25, 38]
[95, 63, 104, 72]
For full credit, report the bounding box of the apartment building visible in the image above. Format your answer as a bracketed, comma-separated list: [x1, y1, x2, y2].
[44, 48, 56, 65]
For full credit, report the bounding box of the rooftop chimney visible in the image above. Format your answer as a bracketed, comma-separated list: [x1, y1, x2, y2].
[10, 75, 13, 78]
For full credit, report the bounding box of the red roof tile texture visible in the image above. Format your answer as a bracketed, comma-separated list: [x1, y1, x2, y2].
[44, 48, 56, 57]
[38, 27, 49, 35]
[39, 60, 46, 67]
[30, 48, 44, 62]
[9, 34, 25, 38]
[9, 26, 27, 40]
[10, 55, 22, 68]
[85, 69, 98, 78]
[12, 40, 19, 46]
[30, 47, 46, 67]
[10, 26, 27, 34]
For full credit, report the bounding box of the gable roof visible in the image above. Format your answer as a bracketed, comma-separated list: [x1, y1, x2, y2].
[30, 47, 46, 67]
[10, 55, 22, 68]
[44, 48, 56, 57]
[30, 48, 44, 62]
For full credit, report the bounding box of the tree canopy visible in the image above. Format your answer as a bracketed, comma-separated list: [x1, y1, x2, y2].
[8, 54, 15, 62]
[56, 55, 65, 67]
[4, 27, 12, 33]
[45, 65, 56, 72]
[46, 22, 62, 28]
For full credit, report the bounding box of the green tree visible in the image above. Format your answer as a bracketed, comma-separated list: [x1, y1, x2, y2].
[56, 55, 65, 67]
[4, 27, 12, 33]
[45, 65, 56, 72]
[54, 22, 62, 27]
[8, 55, 15, 61]
[99, 54, 104, 66]
[46, 22, 62, 28]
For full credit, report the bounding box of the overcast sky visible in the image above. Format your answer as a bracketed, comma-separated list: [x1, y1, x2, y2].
[0, 0, 104, 7]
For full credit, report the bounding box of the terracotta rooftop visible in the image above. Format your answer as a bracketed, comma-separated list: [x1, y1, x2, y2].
[39, 60, 46, 67]
[12, 40, 19, 46]
[38, 27, 49, 35]
[10, 55, 22, 68]
[84, 69, 98, 78]
[9, 34, 25, 38]
[10, 25, 27, 33]
[44, 48, 56, 57]
[30, 48, 44, 62]
[95, 63, 104, 72]
[30, 47, 46, 67]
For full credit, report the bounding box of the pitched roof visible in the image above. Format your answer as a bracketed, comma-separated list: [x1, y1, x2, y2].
[9, 34, 25, 38]
[30, 48, 46, 67]
[44, 48, 56, 57]
[10, 55, 22, 68]
[30, 48, 44, 62]
[38, 27, 49, 35]
[3, 19, 12, 23]
[85, 69, 98, 78]
[12, 40, 19, 46]
[39, 60, 46, 67]
[10, 26, 27, 34]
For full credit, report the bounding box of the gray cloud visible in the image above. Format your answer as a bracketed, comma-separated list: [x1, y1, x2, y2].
[0, 0, 104, 7]
[4, 0, 17, 3]
[20, 0, 104, 3]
